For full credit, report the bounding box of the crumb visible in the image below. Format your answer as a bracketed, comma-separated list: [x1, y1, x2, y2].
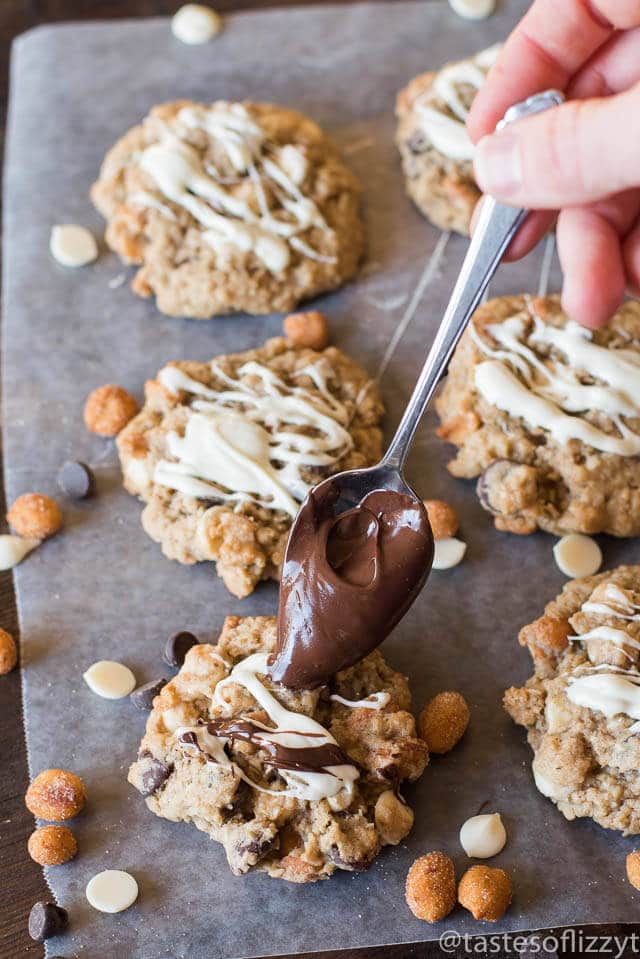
[283, 311, 330, 350]
[7, 493, 62, 540]
[419, 691, 469, 754]
[0, 628, 17, 674]
[423, 500, 459, 540]
[25, 769, 87, 821]
[458, 864, 512, 921]
[405, 851, 456, 922]
[28, 825, 77, 866]
[84, 384, 138, 437]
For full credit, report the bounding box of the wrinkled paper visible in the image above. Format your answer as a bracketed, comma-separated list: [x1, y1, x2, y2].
[3, 3, 638, 957]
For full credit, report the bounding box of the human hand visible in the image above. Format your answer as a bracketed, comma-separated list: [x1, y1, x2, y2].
[467, 0, 640, 327]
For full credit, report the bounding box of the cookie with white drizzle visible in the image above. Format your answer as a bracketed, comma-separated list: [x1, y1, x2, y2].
[436, 294, 640, 537]
[117, 336, 383, 598]
[395, 45, 501, 235]
[504, 565, 640, 835]
[128, 615, 429, 881]
[91, 100, 363, 318]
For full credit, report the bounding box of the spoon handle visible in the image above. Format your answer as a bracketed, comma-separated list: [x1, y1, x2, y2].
[381, 88, 564, 473]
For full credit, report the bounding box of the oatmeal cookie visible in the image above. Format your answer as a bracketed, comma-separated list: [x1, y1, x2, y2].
[128, 615, 429, 882]
[504, 565, 640, 835]
[117, 336, 383, 598]
[436, 295, 640, 537]
[91, 100, 363, 318]
[395, 45, 500, 235]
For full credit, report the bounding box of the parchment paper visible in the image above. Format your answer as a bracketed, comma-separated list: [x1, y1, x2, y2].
[4, 3, 639, 957]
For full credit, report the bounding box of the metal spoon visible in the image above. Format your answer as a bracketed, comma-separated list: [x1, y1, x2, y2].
[271, 89, 564, 688]
[297, 89, 564, 517]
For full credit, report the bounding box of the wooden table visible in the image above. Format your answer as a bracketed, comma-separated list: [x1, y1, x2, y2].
[0, 3, 636, 957]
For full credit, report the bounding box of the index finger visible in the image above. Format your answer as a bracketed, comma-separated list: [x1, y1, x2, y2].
[467, 0, 620, 141]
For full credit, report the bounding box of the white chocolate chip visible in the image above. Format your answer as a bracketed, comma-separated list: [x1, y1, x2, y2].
[83, 660, 136, 699]
[0, 535, 40, 570]
[432, 537, 467, 570]
[447, 0, 496, 19]
[459, 813, 507, 858]
[553, 534, 602, 579]
[50, 225, 98, 267]
[122, 456, 154, 494]
[86, 870, 138, 913]
[277, 145, 307, 186]
[171, 4, 222, 44]
[532, 763, 567, 801]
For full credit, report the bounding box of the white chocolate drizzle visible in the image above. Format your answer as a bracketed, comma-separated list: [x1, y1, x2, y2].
[565, 584, 640, 726]
[570, 626, 640, 662]
[154, 359, 356, 517]
[209, 649, 232, 671]
[178, 653, 359, 804]
[472, 304, 640, 456]
[581, 583, 640, 621]
[329, 692, 390, 710]
[134, 102, 334, 272]
[128, 190, 178, 222]
[567, 671, 640, 724]
[414, 45, 501, 161]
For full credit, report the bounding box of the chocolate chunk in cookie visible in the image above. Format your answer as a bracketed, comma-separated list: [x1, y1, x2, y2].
[163, 631, 199, 668]
[133, 751, 173, 797]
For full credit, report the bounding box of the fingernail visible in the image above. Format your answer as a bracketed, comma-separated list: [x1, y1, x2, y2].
[474, 131, 522, 197]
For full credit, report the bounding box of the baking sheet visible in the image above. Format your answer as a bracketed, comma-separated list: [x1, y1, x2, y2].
[4, 3, 639, 957]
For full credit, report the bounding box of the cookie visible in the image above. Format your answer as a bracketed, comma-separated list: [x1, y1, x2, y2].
[436, 295, 640, 537]
[395, 45, 500, 235]
[128, 615, 429, 882]
[117, 336, 383, 598]
[504, 565, 640, 835]
[91, 100, 364, 318]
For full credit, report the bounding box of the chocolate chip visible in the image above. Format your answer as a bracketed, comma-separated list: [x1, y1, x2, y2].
[130, 677, 167, 711]
[222, 779, 253, 823]
[136, 750, 173, 797]
[57, 461, 94, 499]
[28, 901, 68, 941]
[407, 131, 428, 154]
[238, 833, 277, 862]
[163, 630, 199, 668]
[477, 459, 512, 514]
[477, 459, 539, 516]
[327, 845, 372, 872]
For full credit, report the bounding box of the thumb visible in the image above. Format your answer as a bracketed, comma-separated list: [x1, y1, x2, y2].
[473, 84, 640, 208]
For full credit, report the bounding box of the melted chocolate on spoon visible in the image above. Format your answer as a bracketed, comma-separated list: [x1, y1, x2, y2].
[270, 486, 433, 689]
